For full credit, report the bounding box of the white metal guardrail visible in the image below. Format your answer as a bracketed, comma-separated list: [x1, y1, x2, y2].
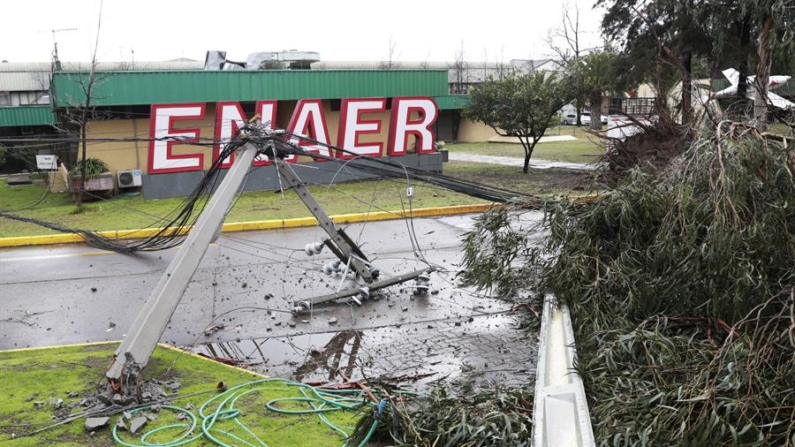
[533, 292, 595, 447]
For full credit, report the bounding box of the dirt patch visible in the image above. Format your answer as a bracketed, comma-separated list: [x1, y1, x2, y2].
[445, 162, 598, 195]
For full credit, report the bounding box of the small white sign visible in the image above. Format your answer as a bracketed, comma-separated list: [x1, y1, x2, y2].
[36, 154, 58, 170]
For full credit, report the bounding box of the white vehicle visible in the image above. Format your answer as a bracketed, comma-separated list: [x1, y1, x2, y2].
[581, 112, 592, 126]
[561, 113, 578, 125]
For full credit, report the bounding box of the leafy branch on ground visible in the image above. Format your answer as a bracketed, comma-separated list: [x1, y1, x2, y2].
[351, 385, 533, 447]
[462, 123, 795, 445]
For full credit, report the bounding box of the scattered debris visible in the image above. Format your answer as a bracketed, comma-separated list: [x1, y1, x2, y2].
[203, 324, 225, 336]
[84, 417, 109, 431]
[129, 416, 147, 434]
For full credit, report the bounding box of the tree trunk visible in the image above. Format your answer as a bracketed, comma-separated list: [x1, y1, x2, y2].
[76, 110, 88, 209]
[521, 138, 534, 174]
[681, 51, 692, 126]
[589, 91, 602, 130]
[737, 14, 751, 99]
[755, 14, 774, 131]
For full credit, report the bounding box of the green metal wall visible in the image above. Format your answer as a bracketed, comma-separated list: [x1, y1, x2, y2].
[434, 95, 469, 110]
[52, 70, 450, 107]
[0, 106, 55, 127]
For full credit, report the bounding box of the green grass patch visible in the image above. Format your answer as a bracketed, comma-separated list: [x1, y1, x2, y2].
[0, 343, 364, 447]
[0, 178, 487, 238]
[446, 125, 605, 163]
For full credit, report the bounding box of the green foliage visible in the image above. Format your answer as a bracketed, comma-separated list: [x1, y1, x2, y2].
[68, 157, 108, 179]
[462, 125, 795, 444]
[0, 145, 38, 172]
[356, 386, 534, 447]
[464, 72, 576, 172]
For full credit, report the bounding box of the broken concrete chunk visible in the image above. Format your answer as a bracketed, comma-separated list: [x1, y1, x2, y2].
[85, 417, 109, 431]
[130, 416, 147, 434]
[115, 419, 127, 432]
[112, 394, 134, 406]
[328, 317, 338, 325]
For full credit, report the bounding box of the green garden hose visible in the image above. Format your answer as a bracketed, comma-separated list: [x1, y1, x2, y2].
[112, 378, 391, 447]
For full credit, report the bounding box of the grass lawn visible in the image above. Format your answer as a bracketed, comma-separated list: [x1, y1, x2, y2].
[446, 125, 606, 164]
[0, 178, 487, 238]
[0, 132, 604, 239]
[0, 343, 362, 447]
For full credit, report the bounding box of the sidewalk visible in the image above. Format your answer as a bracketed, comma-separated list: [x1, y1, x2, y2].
[448, 152, 597, 171]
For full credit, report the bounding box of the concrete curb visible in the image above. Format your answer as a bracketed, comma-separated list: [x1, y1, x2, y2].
[0, 203, 502, 249]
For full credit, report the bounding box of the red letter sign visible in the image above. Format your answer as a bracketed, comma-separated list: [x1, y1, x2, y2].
[253, 100, 281, 165]
[148, 104, 206, 174]
[387, 97, 438, 156]
[214, 101, 281, 167]
[214, 102, 247, 168]
[337, 98, 386, 159]
[287, 99, 332, 161]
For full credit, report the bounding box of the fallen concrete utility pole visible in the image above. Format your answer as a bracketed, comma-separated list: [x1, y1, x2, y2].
[106, 142, 261, 390]
[105, 127, 433, 396]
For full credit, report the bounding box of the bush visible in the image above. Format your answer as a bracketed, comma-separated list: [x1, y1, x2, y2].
[69, 157, 108, 179]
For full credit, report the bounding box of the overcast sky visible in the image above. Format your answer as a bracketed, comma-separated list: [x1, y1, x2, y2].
[0, 0, 605, 64]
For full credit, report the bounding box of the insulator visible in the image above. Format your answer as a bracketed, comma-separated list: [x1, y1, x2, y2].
[291, 301, 311, 315]
[310, 242, 324, 255]
[323, 262, 335, 276]
[358, 287, 370, 300]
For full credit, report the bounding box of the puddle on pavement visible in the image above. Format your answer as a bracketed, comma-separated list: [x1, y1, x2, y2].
[187, 312, 536, 390]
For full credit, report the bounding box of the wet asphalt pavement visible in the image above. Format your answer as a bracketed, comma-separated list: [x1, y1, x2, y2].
[0, 214, 540, 387]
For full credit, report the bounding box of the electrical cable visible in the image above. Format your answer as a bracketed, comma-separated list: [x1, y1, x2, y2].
[0, 124, 523, 255]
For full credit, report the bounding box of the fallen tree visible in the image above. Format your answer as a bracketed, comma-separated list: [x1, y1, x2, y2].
[463, 122, 795, 445]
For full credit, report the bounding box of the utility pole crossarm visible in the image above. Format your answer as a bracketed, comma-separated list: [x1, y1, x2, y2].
[274, 158, 375, 283]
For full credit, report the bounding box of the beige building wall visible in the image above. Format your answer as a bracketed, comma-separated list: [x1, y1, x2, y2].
[457, 119, 500, 142]
[83, 101, 398, 181]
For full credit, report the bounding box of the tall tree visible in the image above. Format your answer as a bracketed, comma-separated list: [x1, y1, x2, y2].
[465, 72, 575, 173]
[547, 2, 588, 126]
[597, 0, 712, 125]
[578, 51, 617, 130]
[747, 0, 795, 130]
[706, 0, 795, 129]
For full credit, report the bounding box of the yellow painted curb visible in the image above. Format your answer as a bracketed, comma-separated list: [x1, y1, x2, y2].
[0, 203, 502, 249]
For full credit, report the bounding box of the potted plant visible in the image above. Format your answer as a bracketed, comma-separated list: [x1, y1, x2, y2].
[70, 157, 112, 194]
